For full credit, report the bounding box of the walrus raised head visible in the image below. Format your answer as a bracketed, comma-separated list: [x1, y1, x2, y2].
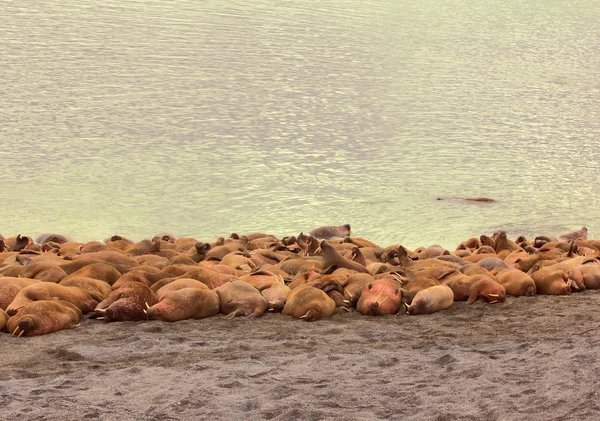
[309, 224, 351, 240]
[559, 227, 588, 241]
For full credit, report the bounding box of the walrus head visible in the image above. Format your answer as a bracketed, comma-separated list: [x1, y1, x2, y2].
[12, 317, 35, 337]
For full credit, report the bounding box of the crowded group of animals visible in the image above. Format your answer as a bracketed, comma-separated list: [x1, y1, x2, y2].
[0, 225, 594, 337]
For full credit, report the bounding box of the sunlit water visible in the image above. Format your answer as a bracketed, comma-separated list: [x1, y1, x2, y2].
[2, 1, 599, 249]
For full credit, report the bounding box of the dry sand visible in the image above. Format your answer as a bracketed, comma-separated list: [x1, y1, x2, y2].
[1, 291, 600, 421]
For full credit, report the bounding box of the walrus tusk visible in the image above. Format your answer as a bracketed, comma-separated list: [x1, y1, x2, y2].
[379, 296, 389, 305]
[489, 300, 499, 304]
[97, 317, 105, 320]
[143, 309, 147, 314]
[12, 327, 19, 336]
[343, 300, 350, 304]
[375, 289, 383, 304]
[18, 330, 24, 337]
[344, 288, 353, 299]
[300, 314, 308, 319]
[488, 294, 499, 297]
[145, 302, 150, 309]
[95, 308, 106, 313]
[268, 308, 274, 312]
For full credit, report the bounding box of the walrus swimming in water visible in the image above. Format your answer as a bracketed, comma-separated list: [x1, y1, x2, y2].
[309, 224, 351, 239]
[7, 300, 82, 337]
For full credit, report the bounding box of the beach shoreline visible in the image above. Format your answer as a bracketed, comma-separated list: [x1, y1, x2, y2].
[1, 291, 599, 421]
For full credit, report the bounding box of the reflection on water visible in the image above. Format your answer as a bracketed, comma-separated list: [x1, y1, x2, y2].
[1, 1, 600, 248]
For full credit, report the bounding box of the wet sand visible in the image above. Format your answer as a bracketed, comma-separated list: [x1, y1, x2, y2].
[1, 291, 600, 421]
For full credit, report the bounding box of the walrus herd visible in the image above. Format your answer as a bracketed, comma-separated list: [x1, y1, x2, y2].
[0, 225, 595, 336]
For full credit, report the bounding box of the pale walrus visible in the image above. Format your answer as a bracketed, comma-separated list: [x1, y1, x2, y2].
[309, 224, 351, 239]
[7, 300, 82, 337]
[356, 276, 403, 316]
[406, 284, 454, 315]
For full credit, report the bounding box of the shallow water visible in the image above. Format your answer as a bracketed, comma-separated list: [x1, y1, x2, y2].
[2, 1, 599, 248]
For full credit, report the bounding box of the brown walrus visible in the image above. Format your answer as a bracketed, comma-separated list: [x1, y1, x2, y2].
[154, 278, 209, 301]
[282, 284, 336, 321]
[61, 262, 122, 286]
[406, 284, 454, 315]
[309, 224, 351, 239]
[35, 233, 71, 244]
[400, 275, 440, 305]
[494, 269, 536, 296]
[261, 283, 291, 312]
[320, 241, 368, 274]
[6, 300, 82, 337]
[356, 276, 403, 316]
[90, 282, 157, 322]
[443, 274, 506, 304]
[58, 276, 113, 301]
[0, 277, 41, 310]
[559, 227, 588, 241]
[530, 268, 571, 295]
[0, 307, 8, 331]
[145, 288, 220, 322]
[216, 280, 267, 319]
[6, 282, 100, 316]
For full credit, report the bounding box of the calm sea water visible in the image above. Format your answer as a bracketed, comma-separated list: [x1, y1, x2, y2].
[1, 1, 599, 249]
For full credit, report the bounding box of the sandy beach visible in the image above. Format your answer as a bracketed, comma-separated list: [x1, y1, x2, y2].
[2, 291, 599, 421]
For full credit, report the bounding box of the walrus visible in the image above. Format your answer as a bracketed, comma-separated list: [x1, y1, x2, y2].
[494, 269, 536, 296]
[6, 282, 100, 316]
[406, 284, 454, 315]
[356, 276, 403, 316]
[216, 280, 267, 319]
[151, 232, 176, 243]
[90, 282, 157, 322]
[530, 268, 571, 295]
[559, 227, 588, 241]
[35, 233, 71, 244]
[261, 283, 291, 312]
[154, 278, 209, 301]
[0, 307, 8, 331]
[282, 284, 336, 321]
[6, 300, 82, 337]
[145, 288, 220, 322]
[320, 241, 369, 274]
[3, 235, 33, 252]
[400, 275, 440, 305]
[0, 277, 41, 310]
[59, 276, 112, 301]
[444, 274, 506, 304]
[61, 262, 122, 286]
[309, 224, 351, 239]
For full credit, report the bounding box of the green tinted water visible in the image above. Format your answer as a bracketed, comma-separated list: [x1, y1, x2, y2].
[2, 1, 599, 248]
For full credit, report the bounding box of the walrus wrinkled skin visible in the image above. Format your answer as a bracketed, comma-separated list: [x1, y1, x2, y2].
[216, 280, 267, 319]
[6, 283, 100, 316]
[0, 277, 41, 310]
[7, 300, 82, 337]
[309, 224, 351, 239]
[91, 282, 157, 322]
[145, 288, 220, 322]
[406, 285, 454, 315]
[356, 276, 402, 316]
[282, 285, 336, 321]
